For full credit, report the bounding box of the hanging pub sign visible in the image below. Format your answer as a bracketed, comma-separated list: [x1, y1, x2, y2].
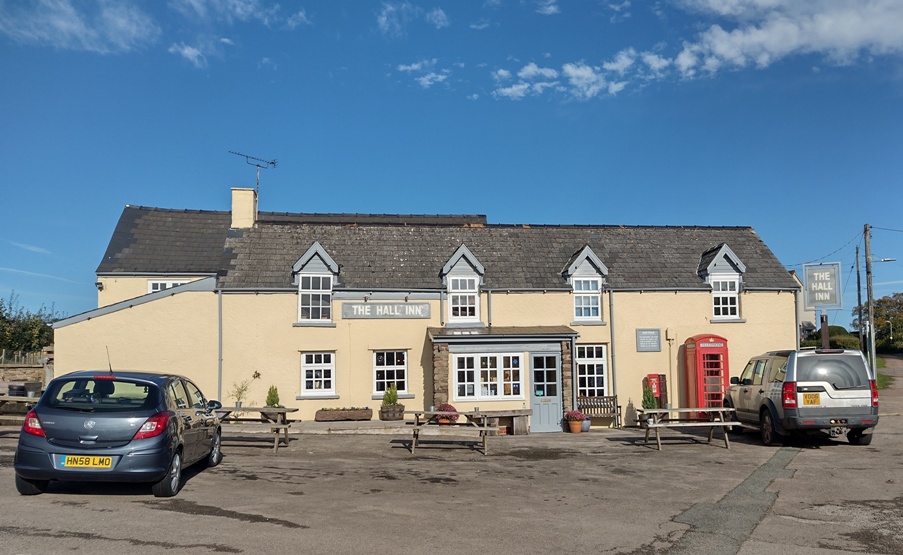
[342, 302, 431, 319]
[803, 262, 842, 311]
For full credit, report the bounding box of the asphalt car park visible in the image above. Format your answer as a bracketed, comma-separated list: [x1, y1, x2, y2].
[2, 395, 902, 555]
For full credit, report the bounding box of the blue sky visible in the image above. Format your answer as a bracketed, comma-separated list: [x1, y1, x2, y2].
[1, 0, 902, 329]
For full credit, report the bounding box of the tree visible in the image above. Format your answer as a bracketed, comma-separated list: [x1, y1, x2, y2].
[850, 292, 903, 352]
[0, 293, 58, 352]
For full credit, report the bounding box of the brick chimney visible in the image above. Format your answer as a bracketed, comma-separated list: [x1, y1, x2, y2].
[231, 188, 258, 229]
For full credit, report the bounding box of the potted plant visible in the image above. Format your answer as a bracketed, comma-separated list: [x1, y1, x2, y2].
[379, 383, 405, 421]
[228, 370, 261, 408]
[564, 410, 587, 433]
[641, 386, 657, 426]
[262, 385, 282, 422]
[314, 406, 373, 421]
[434, 402, 459, 425]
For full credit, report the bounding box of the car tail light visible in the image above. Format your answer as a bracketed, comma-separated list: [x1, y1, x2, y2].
[133, 412, 170, 440]
[870, 379, 879, 408]
[23, 410, 46, 437]
[782, 381, 797, 409]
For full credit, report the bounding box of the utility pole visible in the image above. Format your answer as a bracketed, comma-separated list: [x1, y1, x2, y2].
[856, 245, 863, 353]
[864, 224, 876, 375]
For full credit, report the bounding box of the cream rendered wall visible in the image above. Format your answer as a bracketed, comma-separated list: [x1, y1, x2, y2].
[54, 291, 221, 396]
[610, 290, 797, 424]
[96, 276, 206, 308]
[219, 293, 444, 421]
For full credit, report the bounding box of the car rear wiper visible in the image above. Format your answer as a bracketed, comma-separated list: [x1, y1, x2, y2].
[832, 383, 864, 390]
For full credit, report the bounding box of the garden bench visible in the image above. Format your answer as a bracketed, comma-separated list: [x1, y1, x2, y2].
[410, 423, 498, 455]
[577, 395, 621, 428]
[220, 422, 292, 452]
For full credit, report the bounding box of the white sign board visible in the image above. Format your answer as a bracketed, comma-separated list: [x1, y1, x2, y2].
[803, 262, 842, 311]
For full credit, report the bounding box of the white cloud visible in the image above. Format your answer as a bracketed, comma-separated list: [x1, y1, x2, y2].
[562, 62, 608, 99]
[398, 58, 437, 72]
[493, 68, 512, 81]
[603, 48, 636, 75]
[416, 71, 449, 88]
[0, 0, 160, 54]
[494, 82, 530, 100]
[536, 1, 560, 16]
[470, 20, 489, 30]
[641, 52, 671, 73]
[425, 8, 449, 29]
[286, 9, 311, 29]
[7, 240, 51, 255]
[674, 1, 903, 77]
[518, 62, 558, 80]
[169, 42, 207, 67]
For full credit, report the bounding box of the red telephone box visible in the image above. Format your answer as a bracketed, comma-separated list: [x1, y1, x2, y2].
[684, 334, 729, 410]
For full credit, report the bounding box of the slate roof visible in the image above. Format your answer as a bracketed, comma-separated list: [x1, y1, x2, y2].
[98, 205, 799, 292]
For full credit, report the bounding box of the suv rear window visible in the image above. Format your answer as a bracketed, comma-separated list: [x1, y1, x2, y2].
[43, 377, 161, 412]
[796, 354, 869, 389]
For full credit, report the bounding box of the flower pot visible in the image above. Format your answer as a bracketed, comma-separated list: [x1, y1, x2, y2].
[438, 417, 454, 426]
[581, 418, 592, 432]
[379, 405, 405, 421]
[568, 420, 583, 433]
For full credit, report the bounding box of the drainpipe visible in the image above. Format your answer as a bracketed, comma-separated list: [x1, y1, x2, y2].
[608, 290, 618, 398]
[571, 336, 577, 411]
[217, 289, 223, 401]
[487, 290, 492, 326]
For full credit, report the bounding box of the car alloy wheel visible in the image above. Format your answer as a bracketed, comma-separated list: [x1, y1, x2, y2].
[152, 450, 182, 497]
[205, 431, 223, 467]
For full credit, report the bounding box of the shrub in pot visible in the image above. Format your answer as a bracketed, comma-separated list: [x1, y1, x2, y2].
[379, 383, 405, 421]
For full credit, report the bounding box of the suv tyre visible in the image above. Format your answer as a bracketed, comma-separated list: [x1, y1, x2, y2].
[847, 429, 873, 446]
[760, 410, 781, 446]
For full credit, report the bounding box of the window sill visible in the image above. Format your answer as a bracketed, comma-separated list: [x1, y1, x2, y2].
[445, 321, 485, 328]
[296, 394, 340, 400]
[711, 318, 746, 324]
[571, 320, 608, 326]
[293, 321, 337, 328]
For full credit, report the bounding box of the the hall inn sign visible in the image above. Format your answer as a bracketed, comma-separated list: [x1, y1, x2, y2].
[342, 302, 432, 319]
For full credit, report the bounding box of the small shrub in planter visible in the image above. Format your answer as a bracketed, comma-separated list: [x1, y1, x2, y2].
[379, 383, 405, 421]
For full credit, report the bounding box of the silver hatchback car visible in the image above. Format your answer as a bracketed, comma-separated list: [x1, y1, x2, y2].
[14, 370, 223, 497]
[724, 349, 879, 446]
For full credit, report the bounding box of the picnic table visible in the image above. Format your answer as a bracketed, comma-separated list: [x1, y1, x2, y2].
[406, 409, 500, 455]
[216, 406, 298, 451]
[637, 407, 736, 451]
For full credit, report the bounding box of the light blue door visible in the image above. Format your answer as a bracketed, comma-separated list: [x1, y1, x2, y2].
[530, 354, 562, 432]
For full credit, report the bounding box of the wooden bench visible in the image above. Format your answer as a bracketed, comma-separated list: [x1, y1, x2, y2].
[577, 395, 621, 428]
[411, 424, 498, 455]
[221, 422, 292, 452]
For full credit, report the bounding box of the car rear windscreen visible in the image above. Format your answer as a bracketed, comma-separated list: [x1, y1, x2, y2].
[796, 355, 869, 389]
[43, 377, 161, 412]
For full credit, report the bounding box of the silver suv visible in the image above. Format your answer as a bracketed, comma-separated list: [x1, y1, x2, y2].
[724, 349, 878, 446]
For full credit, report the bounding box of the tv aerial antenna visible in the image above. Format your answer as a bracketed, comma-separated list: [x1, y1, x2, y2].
[229, 151, 277, 194]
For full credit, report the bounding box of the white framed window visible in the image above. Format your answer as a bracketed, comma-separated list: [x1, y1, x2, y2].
[576, 344, 608, 397]
[299, 275, 332, 321]
[573, 278, 601, 320]
[374, 350, 407, 394]
[148, 280, 188, 294]
[711, 277, 739, 319]
[454, 354, 522, 400]
[301, 352, 335, 395]
[449, 277, 479, 322]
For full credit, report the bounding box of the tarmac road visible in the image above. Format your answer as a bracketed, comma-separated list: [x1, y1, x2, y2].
[0, 362, 900, 555]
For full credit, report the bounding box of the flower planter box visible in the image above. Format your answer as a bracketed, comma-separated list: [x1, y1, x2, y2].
[315, 408, 373, 422]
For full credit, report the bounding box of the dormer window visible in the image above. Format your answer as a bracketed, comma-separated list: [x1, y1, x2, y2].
[563, 245, 608, 325]
[711, 277, 739, 318]
[441, 244, 485, 325]
[573, 278, 601, 320]
[449, 277, 479, 320]
[292, 241, 339, 325]
[699, 243, 746, 322]
[299, 275, 332, 321]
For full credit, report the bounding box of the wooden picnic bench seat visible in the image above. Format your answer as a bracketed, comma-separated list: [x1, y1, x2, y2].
[411, 424, 499, 455]
[221, 422, 292, 452]
[577, 395, 621, 428]
[642, 420, 734, 450]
